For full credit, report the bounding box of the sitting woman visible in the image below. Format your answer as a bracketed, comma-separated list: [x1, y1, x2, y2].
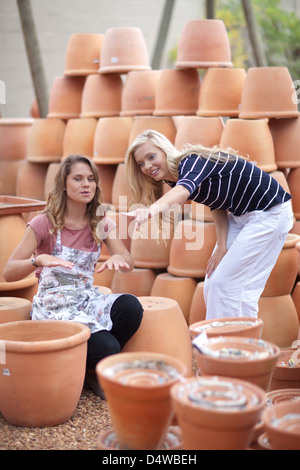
[4, 154, 143, 398]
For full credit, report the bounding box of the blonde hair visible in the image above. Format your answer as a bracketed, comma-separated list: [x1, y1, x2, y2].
[125, 129, 242, 206]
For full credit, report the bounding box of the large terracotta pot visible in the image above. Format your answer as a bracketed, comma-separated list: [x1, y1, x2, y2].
[175, 19, 233, 69]
[154, 69, 201, 116]
[95, 163, 117, 205]
[0, 320, 90, 427]
[239, 67, 300, 119]
[64, 33, 104, 76]
[26, 118, 66, 162]
[128, 115, 177, 144]
[120, 70, 161, 116]
[269, 117, 300, 169]
[99, 27, 151, 74]
[189, 316, 264, 341]
[197, 68, 246, 117]
[111, 163, 133, 211]
[220, 118, 277, 172]
[171, 376, 266, 450]
[122, 296, 193, 377]
[0, 297, 32, 324]
[0, 160, 22, 196]
[190, 200, 213, 222]
[262, 401, 300, 450]
[269, 349, 300, 391]
[47, 76, 86, 120]
[63, 118, 97, 159]
[287, 168, 300, 219]
[96, 351, 187, 450]
[174, 116, 224, 150]
[93, 117, 133, 164]
[44, 162, 60, 198]
[16, 160, 49, 200]
[0, 118, 33, 160]
[188, 281, 206, 325]
[194, 336, 280, 391]
[111, 268, 156, 296]
[80, 73, 123, 118]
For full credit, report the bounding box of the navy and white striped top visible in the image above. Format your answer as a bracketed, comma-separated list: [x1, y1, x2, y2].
[166, 153, 292, 216]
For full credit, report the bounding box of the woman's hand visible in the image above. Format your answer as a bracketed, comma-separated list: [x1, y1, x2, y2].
[96, 254, 131, 273]
[123, 207, 153, 231]
[206, 245, 227, 279]
[35, 254, 74, 270]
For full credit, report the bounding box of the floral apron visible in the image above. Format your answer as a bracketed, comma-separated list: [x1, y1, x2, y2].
[31, 229, 121, 333]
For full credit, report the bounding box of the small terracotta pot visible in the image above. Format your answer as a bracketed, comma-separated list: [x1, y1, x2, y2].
[171, 376, 266, 450]
[269, 117, 300, 169]
[47, 76, 86, 120]
[111, 268, 156, 296]
[197, 68, 246, 117]
[194, 336, 280, 391]
[154, 69, 201, 116]
[99, 27, 151, 74]
[93, 117, 133, 164]
[26, 118, 66, 162]
[189, 316, 264, 341]
[239, 67, 300, 119]
[150, 272, 197, 324]
[128, 115, 177, 144]
[175, 19, 233, 69]
[120, 70, 161, 116]
[122, 296, 193, 377]
[111, 163, 133, 211]
[269, 349, 300, 391]
[96, 351, 187, 450]
[0, 297, 32, 324]
[80, 73, 123, 118]
[188, 281, 206, 325]
[0, 276, 38, 302]
[266, 388, 300, 406]
[63, 118, 97, 159]
[64, 33, 104, 76]
[16, 160, 49, 200]
[220, 118, 277, 172]
[288, 168, 300, 219]
[0, 118, 33, 160]
[0, 320, 90, 427]
[262, 401, 300, 450]
[174, 116, 224, 151]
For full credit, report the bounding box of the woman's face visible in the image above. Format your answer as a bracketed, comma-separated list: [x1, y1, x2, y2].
[134, 141, 173, 181]
[65, 162, 97, 205]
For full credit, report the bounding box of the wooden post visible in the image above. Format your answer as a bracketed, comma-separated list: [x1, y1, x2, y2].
[151, 0, 176, 69]
[241, 0, 267, 66]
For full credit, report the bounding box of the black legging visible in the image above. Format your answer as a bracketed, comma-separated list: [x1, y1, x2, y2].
[86, 294, 143, 370]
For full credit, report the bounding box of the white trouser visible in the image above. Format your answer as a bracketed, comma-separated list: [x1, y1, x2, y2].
[203, 201, 294, 320]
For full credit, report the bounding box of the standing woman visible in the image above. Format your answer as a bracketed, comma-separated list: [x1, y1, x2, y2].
[4, 155, 143, 397]
[124, 129, 293, 320]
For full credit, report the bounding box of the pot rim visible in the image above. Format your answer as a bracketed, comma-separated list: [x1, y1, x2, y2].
[262, 400, 300, 439]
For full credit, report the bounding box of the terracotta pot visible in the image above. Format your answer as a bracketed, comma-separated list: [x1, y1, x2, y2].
[99, 27, 151, 74]
[288, 168, 300, 219]
[150, 272, 197, 324]
[128, 116, 177, 144]
[96, 351, 187, 450]
[93, 117, 133, 164]
[0, 320, 90, 427]
[0, 297, 32, 324]
[111, 268, 156, 296]
[80, 73, 123, 118]
[44, 162, 60, 198]
[175, 19, 233, 69]
[171, 376, 266, 450]
[292, 282, 300, 323]
[120, 70, 161, 116]
[122, 296, 193, 377]
[239, 67, 300, 119]
[188, 281, 206, 325]
[269, 349, 300, 391]
[63, 118, 97, 159]
[111, 163, 133, 211]
[95, 163, 117, 205]
[168, 220, 216, 278]
[48, 76, 86, 120]
[0, 160, 22, 195]
[0, 118, 33, 160]
[189, 316, 263, 341]
[93, 262, 114, 288]
[26, 118, 66, 162]
[194, 336, 280, 391]
[174, 116, 224, 151]
[197, 68, 246, 117]
[262, 233, 300, 297]
[102, 209, 131, 252]
[190, 201, 214, 222]
[0, 276, 38, 302]
[266, 388, 300, 406]
[269, 117, 300, 169]
[154, 69, 200, 116]
[220, 118, 277, 172]
[258, 295, 299, 348]
[16, 160, 49, 201]
[262, 401, 300, 450]
[64, 33, 104, 76]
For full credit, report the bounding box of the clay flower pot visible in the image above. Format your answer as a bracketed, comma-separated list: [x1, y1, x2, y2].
[188, 281, 206, 325]
[96, 351, 187, 450]
[154, 69, 201, 116]
[0, 118, 33, 160]
[189, 316, 263, 340]
[239, 67, 300, 119]
[48, 76, 86, 120]
[269, 117, 300, 169]
[122, 296, 193, 377]
[120, 70, 161, 116]
[262, 401, 300, 450]
[80, 73, 123, 118]
[194, 336, 280, 391]
[64, 33, 104, 76]
[16, 160, 49, 200]
[292, 282, 300, 322]
[99, 27, 151, 74]
[128, 115, 177, 144]
[171, 376, 266, 450]
[44, 162, 60, 198]
[266, 388, 300, 406]
[95, 163, 116, 205]
[0, 160, 23, 196]
[174, 116, 224, 151]
[111, 163, 133, 211]
[93, 117, 133, 164]
[63, 118, 97, 159]
[269, 349, 300, 391]
[197, 68, 246, 117]
[0, 320, 90, 427]
[0, 297, 32, 324]
[26, 118, 66, 162]
[111, 267, 156, 296]
[288, 168, 300, 219]
[220, 118, 277, 172]
[175, 19, 233, 69]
